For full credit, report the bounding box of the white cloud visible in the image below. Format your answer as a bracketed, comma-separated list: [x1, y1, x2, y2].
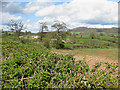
[25, 22, 40, 33]
[23, 1, 55, 14]
[27, 19, 31, 23]
[1, 1, 52, 14]
[23, 2, 40, 14]
[35, 0, 118, 28]
[1, 2, 23, 14]
[0, 25, 7, 30]
[87, 24, 117, 28]
[1, 12, 22, 25]
[0, 0, 10, 2]
[1, 0, 118, 33]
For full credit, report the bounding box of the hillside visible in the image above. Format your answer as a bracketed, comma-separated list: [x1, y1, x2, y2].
[71, 27, 118, 34]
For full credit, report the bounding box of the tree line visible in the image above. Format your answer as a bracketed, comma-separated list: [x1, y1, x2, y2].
[7, 19, 69, 49]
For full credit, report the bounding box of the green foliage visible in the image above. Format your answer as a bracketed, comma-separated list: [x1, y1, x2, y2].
[99, 33, 105, 36]
[20, 38, 31, 44]
[51, 21, 67, 49]
[2, 40, 118, 89]
[51, 39, 64, 49]
[43, 39, 50, 49]
[63, 33, 118, 49]
[90, 33, 96, 39]
[3, 30, 118, 49]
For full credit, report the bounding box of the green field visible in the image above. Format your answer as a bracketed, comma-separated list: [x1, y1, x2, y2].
[1, 31, 119, 89]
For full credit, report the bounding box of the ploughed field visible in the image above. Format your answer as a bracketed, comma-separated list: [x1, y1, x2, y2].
[52, 49, 118, 69]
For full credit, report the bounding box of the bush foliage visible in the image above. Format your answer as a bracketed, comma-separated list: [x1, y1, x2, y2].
[2, 40, 118, 89]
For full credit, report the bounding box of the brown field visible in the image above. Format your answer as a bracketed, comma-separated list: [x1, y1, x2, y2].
[52, 49, 118, 69]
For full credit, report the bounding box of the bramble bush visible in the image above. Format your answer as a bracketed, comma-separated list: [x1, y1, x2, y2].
[2, 40, 118, 89]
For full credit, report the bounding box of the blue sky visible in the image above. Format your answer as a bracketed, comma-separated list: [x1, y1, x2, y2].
[108, 0, 119, 2]
[0, 0, 118, 33]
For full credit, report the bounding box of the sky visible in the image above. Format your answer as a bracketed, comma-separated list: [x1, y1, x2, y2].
[0, 0, 119, 33]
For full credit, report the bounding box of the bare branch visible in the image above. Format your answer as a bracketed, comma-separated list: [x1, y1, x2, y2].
[38, 21, 48, 41]
[8, 19, 26, 39]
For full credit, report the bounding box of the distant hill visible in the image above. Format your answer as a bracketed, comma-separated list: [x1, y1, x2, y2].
[71, 27, 118, 34]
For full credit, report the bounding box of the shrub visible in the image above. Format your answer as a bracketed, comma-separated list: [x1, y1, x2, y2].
[99, 33, 105, 36]
[43, 39, 50, 49]
[51, 40, 57, 48]
[59, 43, 64, 49]
[90, 33, 96, 39]
[20, 39, 31, 44]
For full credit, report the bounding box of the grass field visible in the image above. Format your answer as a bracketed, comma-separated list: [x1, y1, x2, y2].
[2, 30, 119, 88]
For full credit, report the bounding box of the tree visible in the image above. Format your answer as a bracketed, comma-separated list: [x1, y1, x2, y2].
[90, 33, 96, 39]
[39, 21, 48, 41]
[66, 29, 72, 36]
[99, 33, 105, 36]
[25, 31, 28, 35]
[8, 19, 26, 39]
[51, 20, 67, 49]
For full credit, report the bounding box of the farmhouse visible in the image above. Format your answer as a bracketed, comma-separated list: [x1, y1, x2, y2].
[31, 36, 39, 39]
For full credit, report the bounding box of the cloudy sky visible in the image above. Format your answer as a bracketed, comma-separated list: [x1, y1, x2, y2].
[0, 0, 119, 33]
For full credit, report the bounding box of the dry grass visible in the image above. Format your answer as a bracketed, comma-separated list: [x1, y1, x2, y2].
[52, 49, 118, 69]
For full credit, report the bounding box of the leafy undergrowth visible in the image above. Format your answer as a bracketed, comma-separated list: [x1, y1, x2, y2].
[2, 40, 118, 89]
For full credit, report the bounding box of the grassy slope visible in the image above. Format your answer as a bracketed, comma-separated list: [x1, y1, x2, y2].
[64, 33, 118, 49]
